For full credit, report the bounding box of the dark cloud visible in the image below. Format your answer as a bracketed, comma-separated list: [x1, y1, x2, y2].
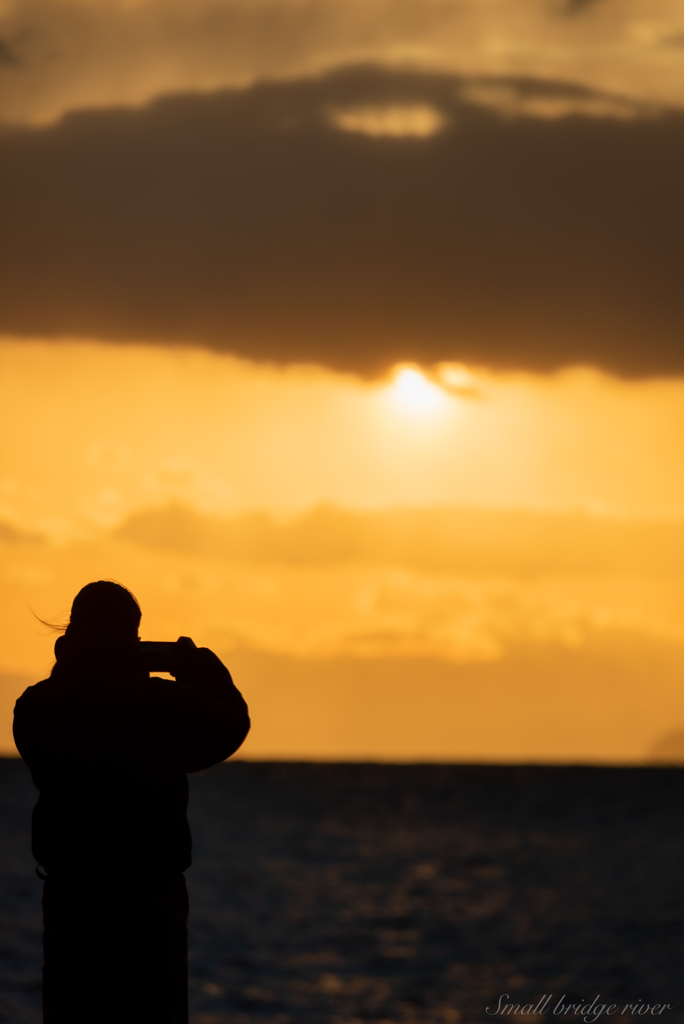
[0, 36, 19, 64]
[1, 65, 683, 376]
[563, 0, 605, 13]
[117, 503, 684, 575]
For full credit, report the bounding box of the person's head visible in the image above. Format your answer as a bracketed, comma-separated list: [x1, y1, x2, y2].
[53, 581, 142, 672]
[68, 581, 141, 641]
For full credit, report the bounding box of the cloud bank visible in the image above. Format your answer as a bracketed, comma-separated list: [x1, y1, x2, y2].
[117, 503, 684, 575]
[5, 501, 684, 709]
[2, 67, 684, 375]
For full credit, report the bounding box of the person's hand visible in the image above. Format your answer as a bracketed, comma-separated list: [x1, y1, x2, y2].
[170, 636, 198, 679]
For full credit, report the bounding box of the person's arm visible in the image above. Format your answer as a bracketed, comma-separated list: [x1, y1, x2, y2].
[13, 640, 250, 776]
[164, 637, 250, 772]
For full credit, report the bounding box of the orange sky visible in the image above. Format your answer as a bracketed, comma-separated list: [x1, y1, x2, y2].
[3, 341, 684, 534]
[2, 340, 684, 763]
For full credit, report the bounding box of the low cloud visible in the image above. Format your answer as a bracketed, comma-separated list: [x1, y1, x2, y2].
[4, 503, 684, 722]
[1, 66, 683, 375]
[117, 503, 684, 575]
[0, 520, 42, 544]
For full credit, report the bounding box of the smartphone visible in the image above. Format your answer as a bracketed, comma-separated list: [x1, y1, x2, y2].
[139, 641, 177, 672]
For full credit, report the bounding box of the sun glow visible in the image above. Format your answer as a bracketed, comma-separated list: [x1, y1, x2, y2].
[330, 104, 445, 138]
[387, 366, 449, 417]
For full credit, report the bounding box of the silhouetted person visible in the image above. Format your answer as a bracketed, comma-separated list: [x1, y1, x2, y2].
[12, 581, 250, 1024]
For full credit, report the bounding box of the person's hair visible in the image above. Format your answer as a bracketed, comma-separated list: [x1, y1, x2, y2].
[48, 581, 143, 677]
[68, 580, 141, 636]
[35, 580, 141, 637]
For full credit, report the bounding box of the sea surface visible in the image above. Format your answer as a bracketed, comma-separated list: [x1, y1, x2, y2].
[1, 759, 683, 1023]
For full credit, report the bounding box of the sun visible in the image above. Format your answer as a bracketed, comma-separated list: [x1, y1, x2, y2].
[387, 366, 449, 417]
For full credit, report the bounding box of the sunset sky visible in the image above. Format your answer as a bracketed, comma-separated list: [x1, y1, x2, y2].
[2, 0, 684, 762]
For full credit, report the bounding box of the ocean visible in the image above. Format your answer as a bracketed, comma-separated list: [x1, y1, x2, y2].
[1, 759, 682, 1023]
